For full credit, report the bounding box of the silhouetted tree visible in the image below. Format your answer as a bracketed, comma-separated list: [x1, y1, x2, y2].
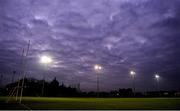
[47, 77, 59, 97]
[5, 77, 179, 97]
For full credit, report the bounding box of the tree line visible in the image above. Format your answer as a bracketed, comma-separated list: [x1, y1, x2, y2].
[0, 77, 180, 97]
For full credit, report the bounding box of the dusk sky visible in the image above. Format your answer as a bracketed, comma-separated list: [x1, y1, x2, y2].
[0, 0, 180, 91]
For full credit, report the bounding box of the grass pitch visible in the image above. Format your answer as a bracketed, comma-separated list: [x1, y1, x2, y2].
[0, 97, 180, 110]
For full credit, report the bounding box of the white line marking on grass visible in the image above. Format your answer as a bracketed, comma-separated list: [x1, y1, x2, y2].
[20, 103, 32, 110]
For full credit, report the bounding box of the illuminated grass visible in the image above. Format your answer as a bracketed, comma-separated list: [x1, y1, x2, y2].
[0, 97, 180, 109]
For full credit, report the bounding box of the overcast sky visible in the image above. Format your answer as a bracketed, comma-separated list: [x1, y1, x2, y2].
[0, 0, 180, 91]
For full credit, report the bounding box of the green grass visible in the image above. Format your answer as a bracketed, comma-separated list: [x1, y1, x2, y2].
[0, 97, 180, 109]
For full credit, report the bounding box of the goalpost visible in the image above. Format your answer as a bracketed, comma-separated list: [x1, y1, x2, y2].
[6, 40, 30, 103]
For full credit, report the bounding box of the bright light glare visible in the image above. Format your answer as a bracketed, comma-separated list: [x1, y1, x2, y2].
[94, 64, 102, 71]
[40, 55, 52, 64]
[155, 74, 160, 79]
[130, 71, 136, 75]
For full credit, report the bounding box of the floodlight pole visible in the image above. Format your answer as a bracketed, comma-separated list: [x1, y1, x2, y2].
[155, 74, 160, 91]
[97, 73, 99, 97]
[40, 55, 52, 97]
[156, 77, 159, 91]
[41, 63, 49, 97]
[156, 77, 160, 96]
[132, 74, 135, 93]
[94, 65, 101, 97]
[130, 71, 136, 96]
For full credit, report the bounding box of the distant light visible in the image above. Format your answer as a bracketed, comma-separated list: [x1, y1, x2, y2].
[40, 55, 52, 64]
[94, 65, 99, 70]
[94, 64, 102, 71]
[155, 74, 160, 79]
[99, 66, 102, 70]
[130, 71, 136, 75]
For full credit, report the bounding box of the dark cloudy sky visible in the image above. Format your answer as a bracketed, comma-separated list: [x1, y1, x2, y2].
[0, 0, 180, 91]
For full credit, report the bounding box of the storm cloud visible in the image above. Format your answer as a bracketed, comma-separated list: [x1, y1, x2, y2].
[0, 0, 180, 91]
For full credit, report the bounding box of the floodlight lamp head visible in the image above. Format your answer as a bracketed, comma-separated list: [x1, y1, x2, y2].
[40, 55, 52, 64]
[130, 71, 136, 75]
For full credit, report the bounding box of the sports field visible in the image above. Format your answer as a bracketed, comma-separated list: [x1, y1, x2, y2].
[0, 97, 180, 110]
